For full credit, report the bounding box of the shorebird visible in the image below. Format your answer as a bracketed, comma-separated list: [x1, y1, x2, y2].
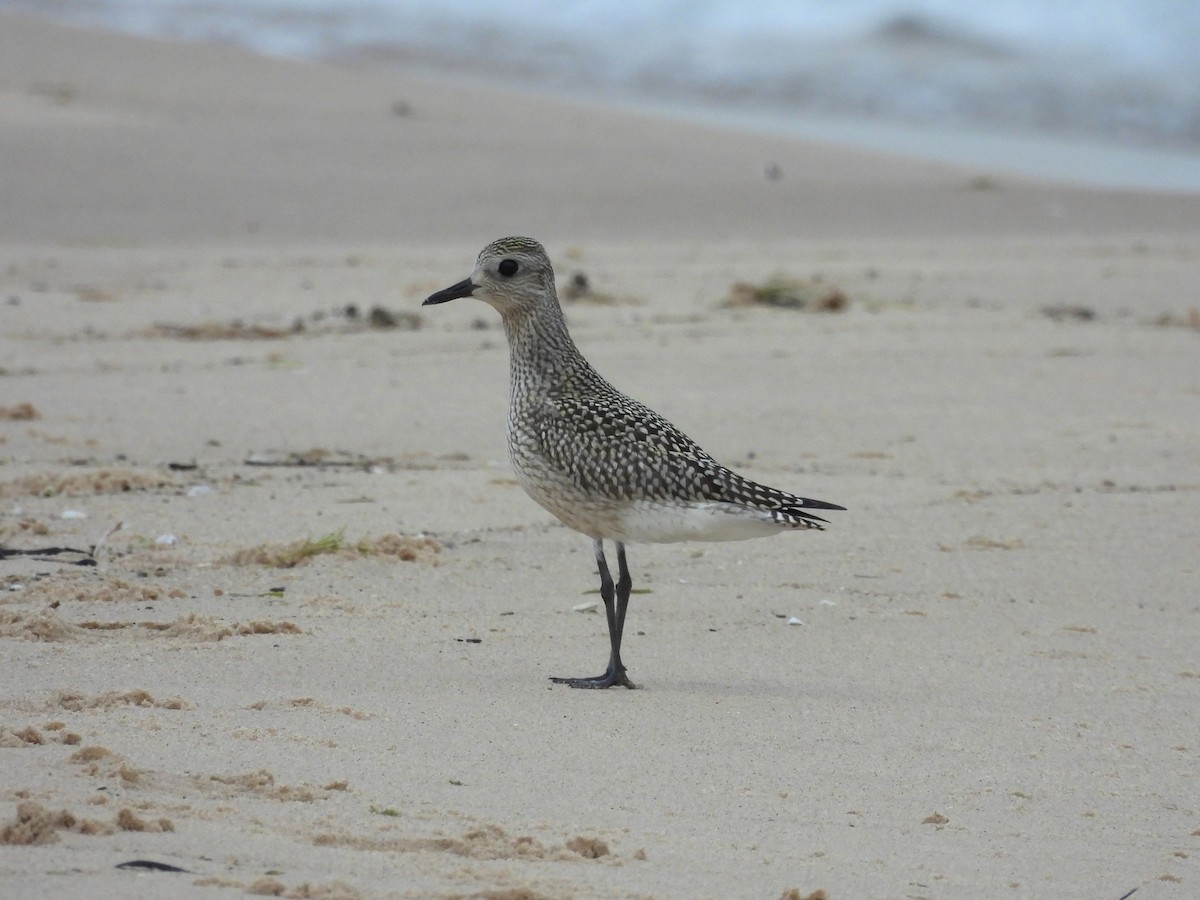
[425, 237, 844, 688]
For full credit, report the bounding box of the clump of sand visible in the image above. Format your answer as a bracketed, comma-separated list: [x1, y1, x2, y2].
[0, 402, 40, 421]
[72, 614, 302, 642]
[0, 800, 171, 844]
[311, 822, 620, 864]
[54, 689, 189, 711]
[0, 723, 81, 746]
[0, 608, 84, 642]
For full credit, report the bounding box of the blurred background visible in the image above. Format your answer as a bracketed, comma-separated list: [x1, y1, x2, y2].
[4, 0, 1200, 190]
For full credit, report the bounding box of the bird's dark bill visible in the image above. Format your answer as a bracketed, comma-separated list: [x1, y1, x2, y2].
[424, 278, 477, 305]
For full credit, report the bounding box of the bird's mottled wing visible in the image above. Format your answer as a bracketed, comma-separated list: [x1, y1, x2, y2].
[530, 393, 839, 525]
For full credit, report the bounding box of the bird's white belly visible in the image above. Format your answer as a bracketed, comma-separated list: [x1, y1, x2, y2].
[615, 500, 784, 544]
[510, 446, 786, 544]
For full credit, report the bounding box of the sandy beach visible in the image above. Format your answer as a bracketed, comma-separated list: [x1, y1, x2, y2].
[1, 12, 1198, 899]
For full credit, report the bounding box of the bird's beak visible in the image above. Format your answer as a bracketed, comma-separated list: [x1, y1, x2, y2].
[424, 278, 477, 305]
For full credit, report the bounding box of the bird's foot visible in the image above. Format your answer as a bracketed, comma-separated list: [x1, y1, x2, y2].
[550, 669, 637, 690]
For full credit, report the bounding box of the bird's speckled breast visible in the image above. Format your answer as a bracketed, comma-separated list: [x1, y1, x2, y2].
[507, 427, 627, 539]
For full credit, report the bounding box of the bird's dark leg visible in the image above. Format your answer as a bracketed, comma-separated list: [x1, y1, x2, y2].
[550, 539, 637, 689]
[613, 541, 632, 650]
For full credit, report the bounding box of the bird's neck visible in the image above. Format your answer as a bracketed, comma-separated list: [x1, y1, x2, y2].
[502, 301, 594, 398]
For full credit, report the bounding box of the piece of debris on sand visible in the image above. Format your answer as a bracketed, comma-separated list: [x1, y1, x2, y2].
[725, 276, 848, 312]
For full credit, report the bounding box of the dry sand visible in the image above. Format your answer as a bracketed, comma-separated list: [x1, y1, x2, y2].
[1, 11, 1198, 899]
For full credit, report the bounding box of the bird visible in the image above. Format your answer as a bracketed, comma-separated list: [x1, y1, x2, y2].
[424, 237, 844, 688]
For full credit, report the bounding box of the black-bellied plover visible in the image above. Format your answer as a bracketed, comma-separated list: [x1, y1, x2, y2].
[425, 237, 844, 689]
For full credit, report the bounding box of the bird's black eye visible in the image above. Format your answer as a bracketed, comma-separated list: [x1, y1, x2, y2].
[498, 259, 519, 277]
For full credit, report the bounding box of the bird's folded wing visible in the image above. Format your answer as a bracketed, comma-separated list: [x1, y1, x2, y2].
[533, 394, 812, 513]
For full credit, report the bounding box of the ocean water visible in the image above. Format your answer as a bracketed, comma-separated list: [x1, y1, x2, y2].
[7, 0, 1200, 190]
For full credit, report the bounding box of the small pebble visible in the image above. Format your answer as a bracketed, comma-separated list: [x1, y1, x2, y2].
[155, 534, 179, 546]
[61, 509, 87, 519]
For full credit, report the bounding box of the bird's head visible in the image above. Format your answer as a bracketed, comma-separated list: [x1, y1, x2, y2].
[424, 236, 557, 319]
